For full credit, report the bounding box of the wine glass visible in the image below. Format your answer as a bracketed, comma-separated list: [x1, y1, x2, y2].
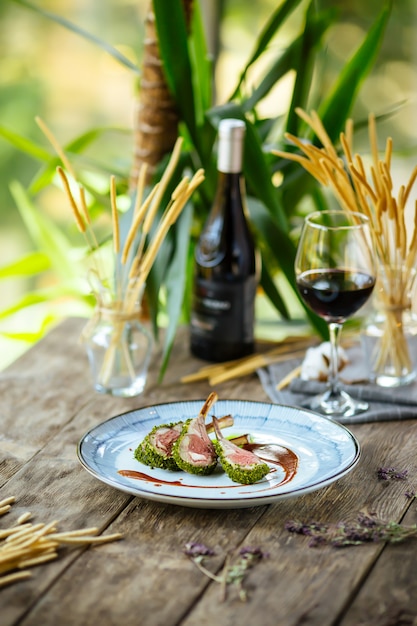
[295, 210, 376, 418]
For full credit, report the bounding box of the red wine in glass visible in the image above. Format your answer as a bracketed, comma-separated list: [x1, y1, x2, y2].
[295, 210, 376, 418]
[296, 268, 375, 323]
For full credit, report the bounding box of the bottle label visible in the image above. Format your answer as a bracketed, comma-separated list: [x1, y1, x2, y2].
[191, 277, 256, 343]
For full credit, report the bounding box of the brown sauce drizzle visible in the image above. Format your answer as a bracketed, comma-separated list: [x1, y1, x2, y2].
[243, 443, 298, 486]
[118, 470, 183, 487]
[118, 442, 298, 490]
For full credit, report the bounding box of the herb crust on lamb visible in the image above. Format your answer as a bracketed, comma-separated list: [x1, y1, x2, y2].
[212, 416, 270, 484]
[134, 422, 183, 470]
[172, 392, 218, 475]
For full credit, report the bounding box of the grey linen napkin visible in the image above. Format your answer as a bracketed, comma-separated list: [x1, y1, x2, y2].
[257, 344, 417, 424]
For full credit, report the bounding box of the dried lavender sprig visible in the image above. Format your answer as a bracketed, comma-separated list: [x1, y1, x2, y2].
[184, 542, 215, 559]
[286, 513, 417, 548]
[377, 466, 409, 481]
[223, 547, 270, 602]
[183, 543, 268, 601]
[184, 542, 222, 583]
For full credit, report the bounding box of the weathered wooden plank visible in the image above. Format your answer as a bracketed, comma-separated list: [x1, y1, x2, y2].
[16, 499, 268, 626]
[0, 319, 194, 484]
[2, 319, 417, 626]
[0, 319, 94, 484]
[339, 480, 417, 625]
[0, 320, 270, 625]
[173, 421, 417, 626]
[5, 403, 415, 625]
[10, 415, 414, 626]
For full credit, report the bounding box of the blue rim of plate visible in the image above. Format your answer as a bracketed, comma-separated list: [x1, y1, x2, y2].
[77, 399, 360, 509]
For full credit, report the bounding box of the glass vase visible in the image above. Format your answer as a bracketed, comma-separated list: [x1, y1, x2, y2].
[361, 266, 417, 387]
[82, 303, 153, 398]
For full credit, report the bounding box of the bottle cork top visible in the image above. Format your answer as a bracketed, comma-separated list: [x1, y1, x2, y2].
[217, 119, 246, 174]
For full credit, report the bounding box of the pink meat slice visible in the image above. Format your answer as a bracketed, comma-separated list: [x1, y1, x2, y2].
[224, 444, 261, 467]
[178, 414, 217, 466]
[213, 418, 263, 467]
[150, 423, 183, 456]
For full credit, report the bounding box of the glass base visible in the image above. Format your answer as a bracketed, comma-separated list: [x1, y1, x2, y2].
[304, 388, 368, 419]
[371, 370, 416, 388]
[94, 375, 147, 398]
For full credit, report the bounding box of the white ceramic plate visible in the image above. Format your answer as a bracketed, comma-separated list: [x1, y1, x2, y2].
[77, 400, 360, 509]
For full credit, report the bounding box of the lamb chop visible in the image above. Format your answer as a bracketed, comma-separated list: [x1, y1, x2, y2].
[212, 416, 270, 484]
[172, 392, 219, 475]
[134, 422, 184, 470]
[134, 404, 233, 472]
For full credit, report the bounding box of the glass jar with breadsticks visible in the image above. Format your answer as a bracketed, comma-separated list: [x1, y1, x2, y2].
[54, 135, 204, 397]
[273, 109, 417, 387]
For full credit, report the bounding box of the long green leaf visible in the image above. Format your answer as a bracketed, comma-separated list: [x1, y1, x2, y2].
[66, 127, 129, 154]
[11, 0, 140, 75]
[318, 1, 392, 142]
[286, 6, 336, 134]
[248, 197, 327, 337]
[0, 293, 50, 320]
[0, 315, 56, 342]
[230, 0, 305, 99]
[243, 11, 331, 113]
[243, 41, 298, 113]
[0, 252, 51, 279]
[245, 125, 288, 233]
[146, 235, 175, 339]
[0, 126, 51, 161]
[0, 329, 49, 342]
[248, 197, 295, 286]
[158, 202, 193, 382]
[260, 256, 290, 320]
[188, 0, 213, 125]
[0, 286, 93, 321]
[153, 0, 198, 146]
[29, 127, 131, 194]
[9, 181, 80, 280]
[0, 121, 130, 196]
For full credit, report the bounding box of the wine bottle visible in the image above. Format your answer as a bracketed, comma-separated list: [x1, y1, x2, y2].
[190, 118, 258, 362]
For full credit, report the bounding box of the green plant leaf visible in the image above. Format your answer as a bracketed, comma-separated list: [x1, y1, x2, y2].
[9, 181, 80, 280]
[0, 126, 52, 161]
[248, 197, 327, 337]
[0, 286, 93, 321]
[242, 40, 298, 113]
[317, 1, 392, 142]
[65, 127, 128, 154]
[243, 8, 334, 115]
[0, 252, 51, 279]
[0, 315, 56, 342]
[11, 0, 140, 74]
[248, 197, 295, 286]
[0, 292, 50, 320]
[28, 126, 131, 194]
[153, 0, 198, 147]
[158, 201, 193, 382]
[285, 6, 336, 134]
[146, 235, 175, 339]
[188, 0, 213, 126]
[230, 0, 305, 99]
[260, 256, 289, 320]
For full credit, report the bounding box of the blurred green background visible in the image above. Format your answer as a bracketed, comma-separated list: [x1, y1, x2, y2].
[0, 0, 416, 369]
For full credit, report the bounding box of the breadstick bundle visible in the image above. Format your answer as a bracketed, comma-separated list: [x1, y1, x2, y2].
[37, 118, 204, 394]
[0, 496, 122, 588]
[273, 109, 417, 385]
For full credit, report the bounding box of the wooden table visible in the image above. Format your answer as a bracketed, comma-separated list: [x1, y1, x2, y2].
[2, 318, 417, 626]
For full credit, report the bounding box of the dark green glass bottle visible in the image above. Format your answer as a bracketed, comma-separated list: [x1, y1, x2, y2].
[190, 119, 258, 362]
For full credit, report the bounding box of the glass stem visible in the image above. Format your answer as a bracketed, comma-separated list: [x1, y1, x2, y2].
[328, 322, 342, 397]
